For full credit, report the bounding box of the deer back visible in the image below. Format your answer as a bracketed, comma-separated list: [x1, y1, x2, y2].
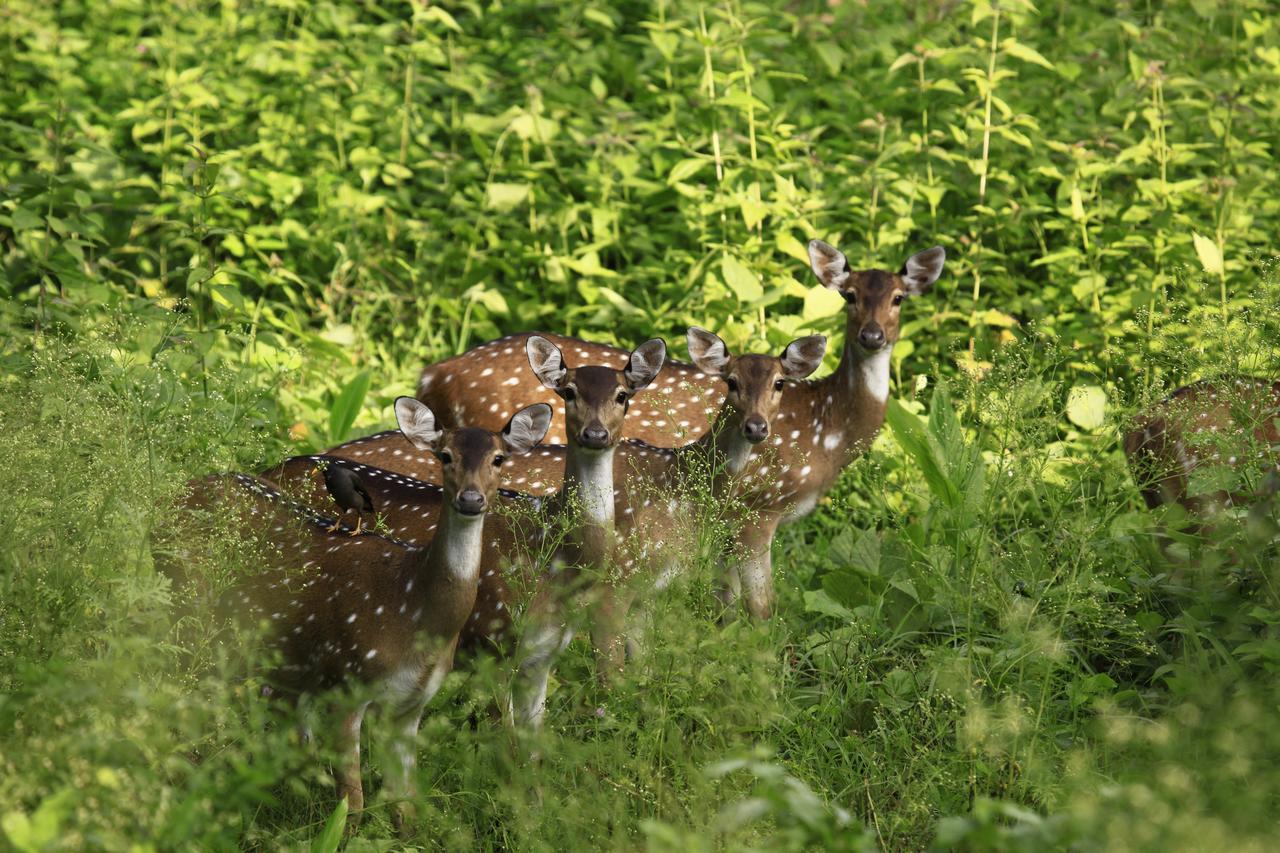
[418, 333, 724, 446]
[1125, 377, 1280, 513]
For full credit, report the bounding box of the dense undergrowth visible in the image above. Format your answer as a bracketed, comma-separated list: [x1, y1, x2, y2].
[4, 0, 1280, 850]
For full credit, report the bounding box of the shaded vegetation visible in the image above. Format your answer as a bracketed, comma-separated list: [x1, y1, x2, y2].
[3, 0, 1280, 849]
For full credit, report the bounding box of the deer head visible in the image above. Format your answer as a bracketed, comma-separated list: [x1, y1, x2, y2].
[526, 336, 666, 451]
[807, 240, 946, 354]
[394, 397, 552, 515]
[687, 327, 827, 445]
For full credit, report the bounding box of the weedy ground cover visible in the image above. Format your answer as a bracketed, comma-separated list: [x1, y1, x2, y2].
[3, 0, 1280, 849]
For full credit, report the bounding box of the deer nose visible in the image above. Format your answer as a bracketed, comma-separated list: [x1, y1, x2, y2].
[743, 415, 769, 444]
[580, 424, 610, 449]
[858, 325, 886, 350]
[455, 489, 486, 516]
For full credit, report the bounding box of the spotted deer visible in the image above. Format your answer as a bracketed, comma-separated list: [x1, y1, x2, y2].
[1124, 377, 1280, 520]
[360, 241, 944, 617]
[263, 338, 668, 728]
[199, 399, 551, 833]
[502, 326, 827, 702]
[266, 329, 824, 721]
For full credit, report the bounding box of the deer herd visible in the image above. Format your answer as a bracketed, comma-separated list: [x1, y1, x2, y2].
[181, 238, 1280, 832]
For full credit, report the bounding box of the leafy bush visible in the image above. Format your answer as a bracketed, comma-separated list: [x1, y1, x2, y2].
[3, 0, 1280, 849]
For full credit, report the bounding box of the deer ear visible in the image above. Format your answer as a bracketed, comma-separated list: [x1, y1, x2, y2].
[503, 403, 553, 454]
[526, 336, 568, 389]
[686, 327, 731, 375]
[808, 239, 851, 290]
[394, 397, 443, 451]
[624, 338, 666, 391]
[780, 335, 827, 379]
[900, 246, 945, 295]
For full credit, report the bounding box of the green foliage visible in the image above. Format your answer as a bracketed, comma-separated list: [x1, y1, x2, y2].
[3, 0, 1280, 849]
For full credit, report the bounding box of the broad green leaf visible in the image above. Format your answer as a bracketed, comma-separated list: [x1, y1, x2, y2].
[310, 798, 348, 853]
[775, 232, 809, 263]
[802, 284, 844, 321]
[1192, 232, 1224, 276]
[668, 158, 706, 185]
[738, 182, 767, 229]
[1065, 385, 1106, 431]
[486, 182, 531, 211]
[803, 588, 856, 620]
[649, 30, 678, 60]
[1002, 40, 1056, 70]
[329, 370, 372, 444]
[720, 255, 763, 302]
[812, 41, 844, 75]
[11, 206, 43, 231]
[886, 398, 959, 507]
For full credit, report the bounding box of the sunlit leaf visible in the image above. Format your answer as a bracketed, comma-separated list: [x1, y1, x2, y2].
[1065, 385, 1106, 431]
[1192, 232, 1224, 276]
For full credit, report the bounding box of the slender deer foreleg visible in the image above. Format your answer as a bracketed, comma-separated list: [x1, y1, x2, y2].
[589, 584, 634, 687]
[385, 646, 456, 837]
[507, 612, 574, 729]
[333, 700, 371, 828]
[735, 516, 781, 620]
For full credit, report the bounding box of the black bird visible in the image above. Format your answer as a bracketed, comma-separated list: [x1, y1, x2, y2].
[315, 462, 376, 536]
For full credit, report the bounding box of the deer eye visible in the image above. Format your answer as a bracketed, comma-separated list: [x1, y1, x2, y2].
[438, 450, 453, 465]
[725, 377, 739, 393]
[492, 454, 506, 467]
[562, 387, 577, 401]
[892, 294, 904, 306]
[774, 379, 785, 392]
[615, 391, 628, 405]
[842, 291, 857, 304]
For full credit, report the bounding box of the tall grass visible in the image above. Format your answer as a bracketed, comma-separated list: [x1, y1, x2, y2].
[4, 0, 1280, 849]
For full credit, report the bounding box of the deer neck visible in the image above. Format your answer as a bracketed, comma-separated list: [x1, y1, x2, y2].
[810, 317, 894, 453]
[716, 419, 756, 476]
[562, 444, 616, 530]
[423, 504, 486, 586]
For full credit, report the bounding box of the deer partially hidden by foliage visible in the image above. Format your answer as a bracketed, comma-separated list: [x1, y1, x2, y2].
[366, 240, 945, 618]
[194, 400, 551, 833]
[1124, 377, 1280, 522]
[263, 337, 668, 728]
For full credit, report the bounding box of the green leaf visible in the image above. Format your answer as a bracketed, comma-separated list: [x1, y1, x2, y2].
[812, 42, 844, 76]
[11, 206, 43, 231]
[329, 370, 373, 444]
[774, 232, 808, 263]
[667, 158, 706, 185]
[3, 788, 76, 853]
[802, 588, 855, 620]
[1002, 40, 1056, 70]
[1065, 385, 1106, 431]
[310, 798, 348, 853]
[1192, 232, 1224, 276]
[886, 398, 959, 507]
[802, 284, 844, 321]
[738, 182, 767, 229]
[486, 182, 531, 211]
[720, 254, 763, 302]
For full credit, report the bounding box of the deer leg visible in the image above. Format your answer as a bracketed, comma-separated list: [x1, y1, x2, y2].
[385, 647, 456, 837]
[385, 699, 426, 837]
[590, 585, 632, 688]
[736, 518, 780, 620]
[715, 554, 742, 617]
[507, 619, 574, 729]
[334, 700, 371, 830]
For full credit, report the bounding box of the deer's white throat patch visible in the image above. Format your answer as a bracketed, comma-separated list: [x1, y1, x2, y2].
[861, 348, 892, 403]
[566, 447, 616, 525]
[438, 509, 485, 582]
